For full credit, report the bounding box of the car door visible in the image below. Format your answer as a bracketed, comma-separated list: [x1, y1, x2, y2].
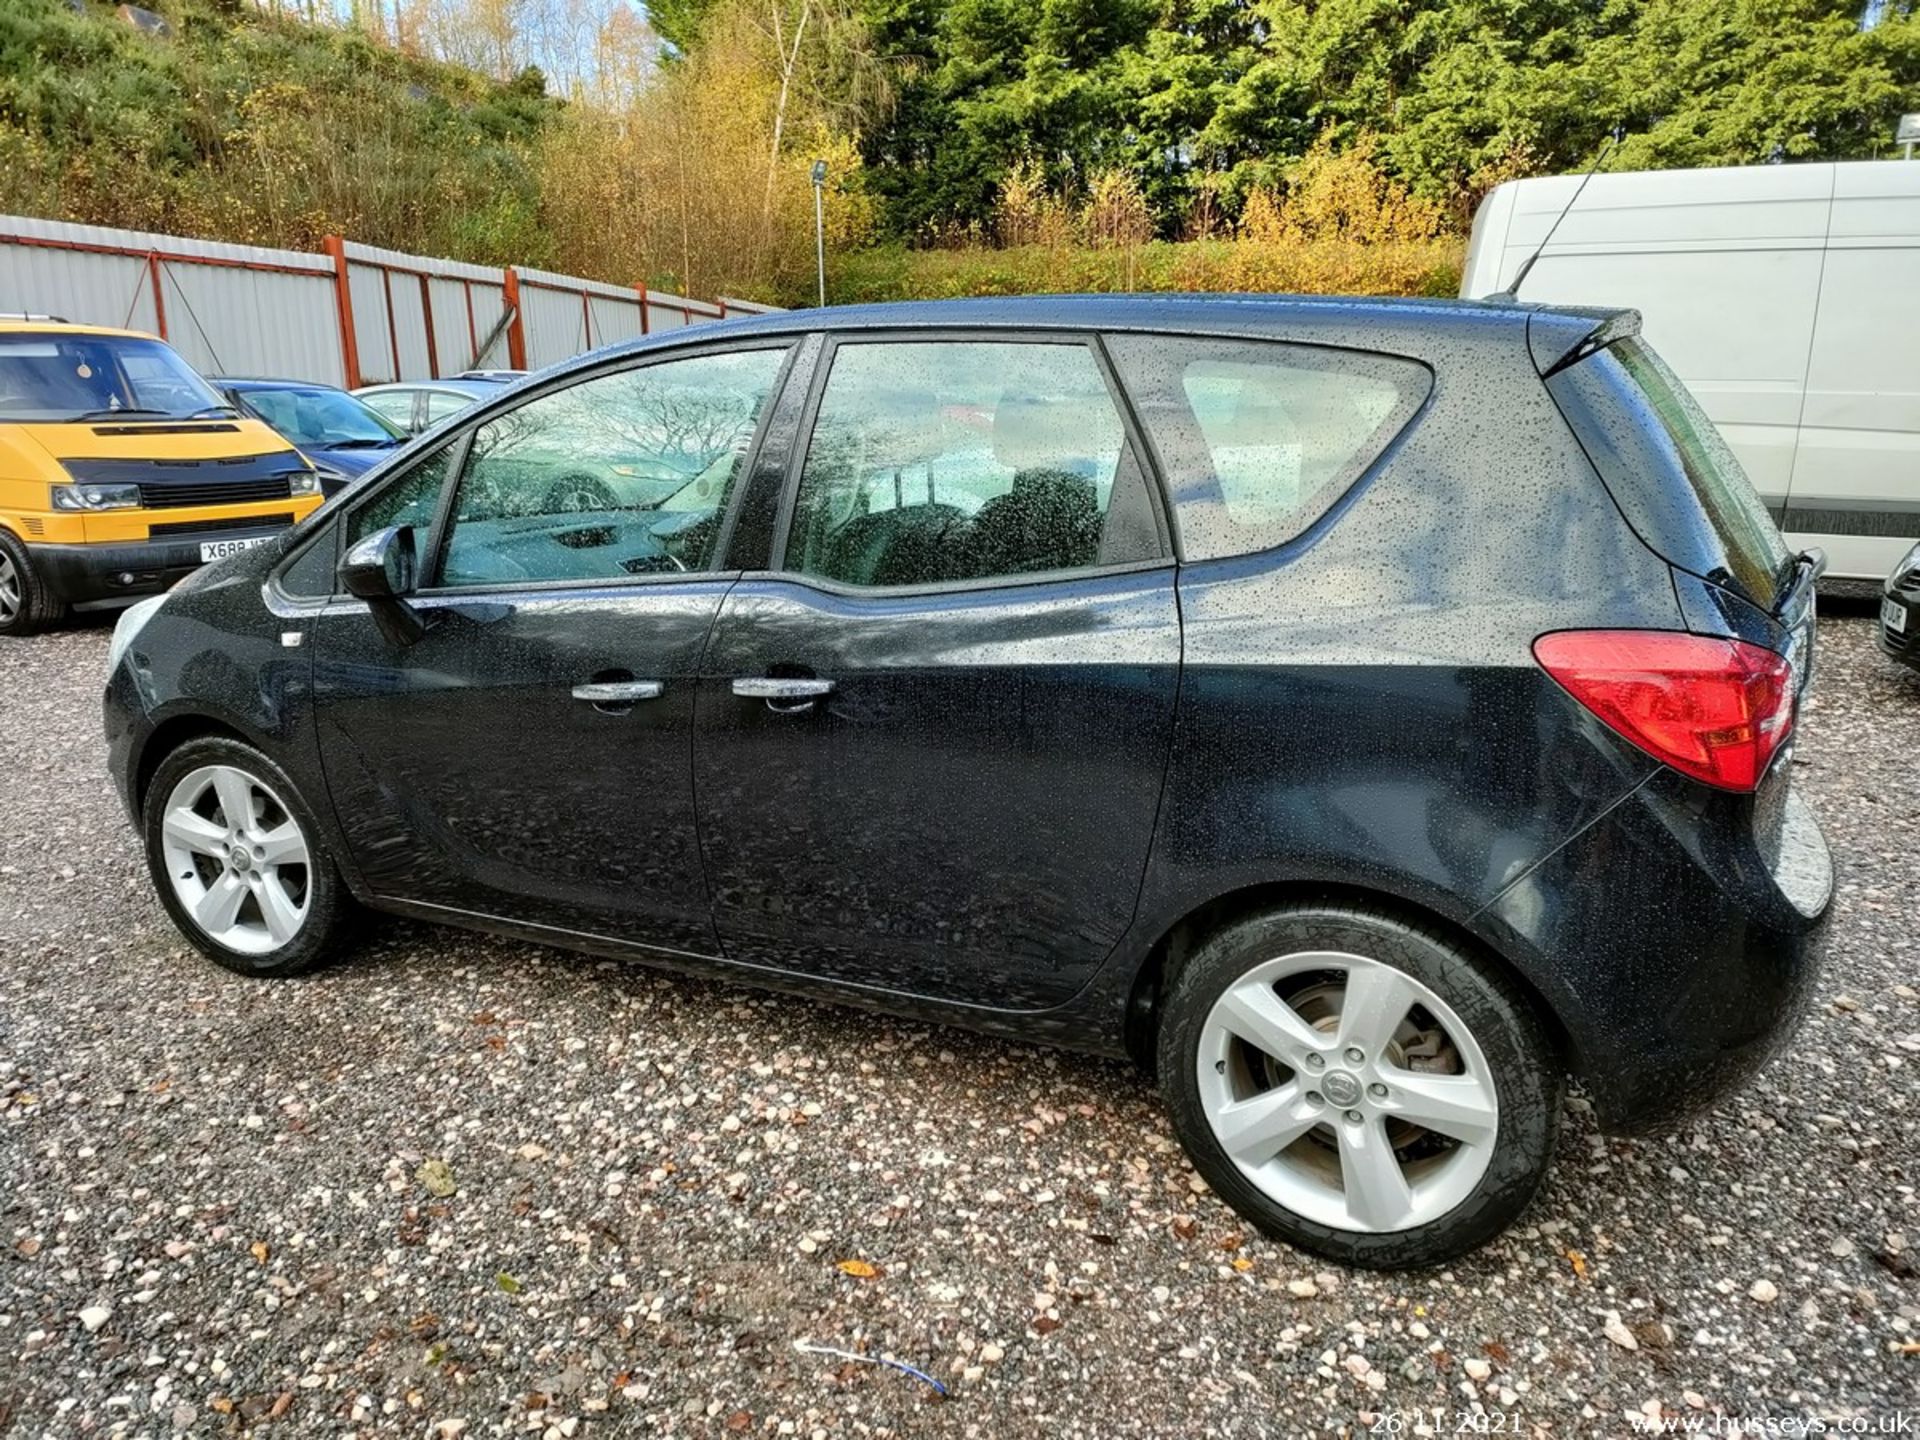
[692, 333, 1182, 1009]
[308, 341, 797, 953]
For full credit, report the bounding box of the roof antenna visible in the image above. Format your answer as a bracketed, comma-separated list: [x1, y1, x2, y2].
[1490, 128, 1621, 302]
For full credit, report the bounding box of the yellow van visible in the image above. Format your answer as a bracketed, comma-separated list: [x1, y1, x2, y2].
[0, 319, 324, 636]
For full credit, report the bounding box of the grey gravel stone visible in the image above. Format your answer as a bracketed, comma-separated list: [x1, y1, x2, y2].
[1, 607, 1916, 1435]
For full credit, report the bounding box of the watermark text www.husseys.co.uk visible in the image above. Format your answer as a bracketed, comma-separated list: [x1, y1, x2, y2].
[1625, 1412, 1918, 1436]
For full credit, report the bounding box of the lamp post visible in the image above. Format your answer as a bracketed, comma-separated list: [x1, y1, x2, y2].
[811, 159, 828, 307]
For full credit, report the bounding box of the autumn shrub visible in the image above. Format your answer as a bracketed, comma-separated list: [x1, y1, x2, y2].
[538, 0, 882, 302]
[833, 236, 1464, 304]
[840, 136, 1462, 305]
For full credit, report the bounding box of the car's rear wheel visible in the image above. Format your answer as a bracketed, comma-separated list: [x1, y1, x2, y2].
[0, 530, 67, 637]
[142, 736, 351, 977]
[1158, 903, 1561, 1268]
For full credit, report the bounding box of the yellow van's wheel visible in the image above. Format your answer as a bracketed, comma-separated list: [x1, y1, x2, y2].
[0, 530, 66, 637]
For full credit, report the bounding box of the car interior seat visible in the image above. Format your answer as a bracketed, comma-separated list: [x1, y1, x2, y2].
[961, 392, 1104, 578]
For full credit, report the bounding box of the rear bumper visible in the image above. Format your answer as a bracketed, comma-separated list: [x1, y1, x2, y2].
[31, 530, 286, 606]
[1472, 765, 1832, 1133]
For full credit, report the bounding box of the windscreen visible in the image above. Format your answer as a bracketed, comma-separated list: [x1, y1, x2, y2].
[241, 387, 403, 447]
[0, 334, 227, 422]
[1548, 335, 1793, 609]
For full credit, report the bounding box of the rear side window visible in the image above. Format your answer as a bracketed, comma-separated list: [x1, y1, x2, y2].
[784, 339, 1162, 589]
[425, 390, 474, 426]
[1107, 335, 1430, 560]
[1548, 336, 1791, 608]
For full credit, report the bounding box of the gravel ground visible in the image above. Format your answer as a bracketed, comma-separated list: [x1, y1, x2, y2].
[1, 608, 1916, 1439]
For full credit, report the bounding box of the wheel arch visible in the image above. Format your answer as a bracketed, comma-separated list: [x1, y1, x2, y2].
[133, 713, 255, 811]
[1120, 879, 1578, 1080]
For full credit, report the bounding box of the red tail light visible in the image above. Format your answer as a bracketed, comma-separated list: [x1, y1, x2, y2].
[1533, 630, 1795, 793]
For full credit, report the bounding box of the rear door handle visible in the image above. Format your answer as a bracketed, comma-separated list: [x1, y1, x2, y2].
[731, 677, 835, 700]
[572, 680, 664, 704]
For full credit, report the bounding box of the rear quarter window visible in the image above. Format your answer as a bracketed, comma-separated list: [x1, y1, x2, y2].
[1107, 335, 1431, 560]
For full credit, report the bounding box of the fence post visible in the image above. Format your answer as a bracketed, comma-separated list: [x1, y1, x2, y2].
[322, 236, 362, 389]
[380, 267, 402, 383]
[419, 273, 440, 378]
[501, 267, 529, 370]
[145, 253, 168, 340]
[635, 283, 649, 334]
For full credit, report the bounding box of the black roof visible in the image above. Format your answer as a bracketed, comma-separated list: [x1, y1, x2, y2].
[568, 292, 1631, 373]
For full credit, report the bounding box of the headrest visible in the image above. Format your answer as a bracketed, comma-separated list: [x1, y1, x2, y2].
[992, 393, 1083, 473]
[858, 389, 945, 468]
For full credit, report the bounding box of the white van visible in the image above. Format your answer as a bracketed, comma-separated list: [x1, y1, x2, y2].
[1461, 161, 1920, 581]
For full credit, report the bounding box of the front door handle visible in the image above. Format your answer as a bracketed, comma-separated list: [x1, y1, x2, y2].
[731, 676, 835, 700]
[572, 679, 664, 704]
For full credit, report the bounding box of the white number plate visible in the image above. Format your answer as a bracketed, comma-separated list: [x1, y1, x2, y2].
[1885, 596, 1910, 634]
[199, 534, 274, 562]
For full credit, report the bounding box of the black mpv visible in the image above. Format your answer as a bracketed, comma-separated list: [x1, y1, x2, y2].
[104, 296, 1833, 1268]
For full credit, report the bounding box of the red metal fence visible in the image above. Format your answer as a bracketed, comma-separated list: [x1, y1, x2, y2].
[0, 215, 780, 388]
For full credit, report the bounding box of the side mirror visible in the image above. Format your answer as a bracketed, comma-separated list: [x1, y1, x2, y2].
[339, 525, 429, 645]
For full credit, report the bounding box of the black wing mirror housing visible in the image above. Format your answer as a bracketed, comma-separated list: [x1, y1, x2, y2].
[339, 524, 429, 645]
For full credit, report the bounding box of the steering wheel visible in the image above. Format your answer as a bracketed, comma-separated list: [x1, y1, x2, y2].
[543, 472, 619, 514]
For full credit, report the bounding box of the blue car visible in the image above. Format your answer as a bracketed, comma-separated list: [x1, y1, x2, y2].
[215, 378, 408, 497]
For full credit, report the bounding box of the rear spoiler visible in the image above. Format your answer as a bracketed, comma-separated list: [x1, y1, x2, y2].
[1526, 308, 1642, 379]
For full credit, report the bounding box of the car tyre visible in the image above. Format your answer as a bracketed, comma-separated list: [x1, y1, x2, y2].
[0, 529, 67, 637]
[142, 736, 353, 978]
[1157, 903, 1561, 1268]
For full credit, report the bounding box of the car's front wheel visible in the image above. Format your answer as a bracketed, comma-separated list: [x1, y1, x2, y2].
[0, 529, 67, 637]
[1158, 903, 1561, 1268]
[142, 736, 351, 977]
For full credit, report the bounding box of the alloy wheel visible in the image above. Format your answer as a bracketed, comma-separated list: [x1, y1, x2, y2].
[1195, 950, 1499, 1233]
[0, 552, 20, 625]
[158, 765, 312, 955]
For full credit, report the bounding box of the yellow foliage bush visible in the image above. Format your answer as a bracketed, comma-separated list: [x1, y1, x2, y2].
[537, 0, 880, 301]
[835, 236, 1464, 304]
[1238, 135, 1446, 247]
[846, 133, 1461, 305]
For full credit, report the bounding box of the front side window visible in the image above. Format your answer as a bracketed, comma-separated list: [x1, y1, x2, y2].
[0, 334, 226, 422]
[1108, 335, 1430, 560]
[437, 347, 789, 588]
[345, 443, 453, 551]
[360, 391, 417, 430]
[786, 339, 1160, 588]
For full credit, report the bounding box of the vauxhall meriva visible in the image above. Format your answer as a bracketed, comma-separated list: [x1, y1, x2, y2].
[102, 296, 1832, 1268]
